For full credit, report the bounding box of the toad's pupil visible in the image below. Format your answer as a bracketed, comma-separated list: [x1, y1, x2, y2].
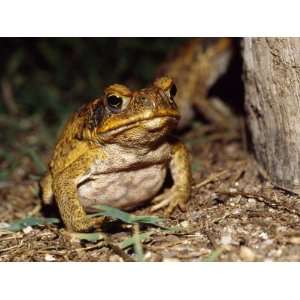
[107, 95, 123, 109]
[170, 84, 177, 100]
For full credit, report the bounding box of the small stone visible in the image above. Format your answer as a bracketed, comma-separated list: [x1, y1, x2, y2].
[22, 226, 33, 234]
[162, 257, 180, 262]
[263, 239, 273, 246]
[180, 221, 189, 228]
[240, 246, 256, 262]
[144, 251, 162, 262]
[45, 254, 56, 262]
[232, 208, 241, 215]
[109, 255, 124, 262]
[220, 233, 232, 245]
[248, 198, 256, 205]
[289, 237, 300, 245]
[259, 232, 268, 240]
[182, 240, 191, 245]
[211, 193, 218, 200]
[268, 248, 282, 257]
[222, 245, 233, 251]
[0, 223, 9, 229]
[229, 188, 237, 193]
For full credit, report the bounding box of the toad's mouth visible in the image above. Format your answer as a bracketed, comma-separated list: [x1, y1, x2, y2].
[99, 115, 179, 138]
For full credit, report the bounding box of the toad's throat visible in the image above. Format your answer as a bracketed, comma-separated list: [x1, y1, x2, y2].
[78, 164, 167, 212]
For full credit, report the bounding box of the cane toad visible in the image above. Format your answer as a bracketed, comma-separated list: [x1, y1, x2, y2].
[40, 77, 191, 232]
[157, 37, 233, 128]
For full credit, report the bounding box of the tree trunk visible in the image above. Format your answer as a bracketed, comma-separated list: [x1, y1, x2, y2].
[243, 37, 300, 193]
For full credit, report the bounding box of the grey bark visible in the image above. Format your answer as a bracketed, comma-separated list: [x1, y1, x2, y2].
[243, 37, 300, 193]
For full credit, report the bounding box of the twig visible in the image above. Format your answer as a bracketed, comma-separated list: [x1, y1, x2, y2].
[231, 161, 247, 183]
[217, 190, 300, 218]
[28, 203, 42, 217]
[193, 170, 229, 189]
[0, 245, 20, 253]
[0, 235, 18, 241]
[74, 241, 106, 252]
[103, 235, 134, 262]
[1, 79, 18, 116]
[194, 97, 233, 130]
[203, 229, 219, 249]
[0, 240, 23, 253]
[0, 181, 15, 189]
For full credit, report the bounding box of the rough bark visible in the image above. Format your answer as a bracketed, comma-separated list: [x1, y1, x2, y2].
[243, 37, 300, 193]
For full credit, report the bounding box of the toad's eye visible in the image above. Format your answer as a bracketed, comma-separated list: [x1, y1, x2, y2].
[106, 95, 123, 113]
[169, 83, 177, 100]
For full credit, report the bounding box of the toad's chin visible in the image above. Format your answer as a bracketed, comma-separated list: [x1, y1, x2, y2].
[141, 116, 178, 132]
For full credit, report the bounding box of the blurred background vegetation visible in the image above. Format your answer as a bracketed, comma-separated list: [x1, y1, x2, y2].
[1, 38, 187, 121]
[0, 38, 187, 180]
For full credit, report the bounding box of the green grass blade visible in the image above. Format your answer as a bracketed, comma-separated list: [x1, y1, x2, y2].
[91, 204, 163, 226]
[133, 232, 144, 262]
[203, 247, 224, 262]
[120, 232, 152, 250]
[91, 205, 135, 223]
[7, 216, 60, 232]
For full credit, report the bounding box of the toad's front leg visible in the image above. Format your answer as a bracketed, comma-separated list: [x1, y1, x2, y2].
[151, 141, 192, 215]
[52, 151, 105, 232]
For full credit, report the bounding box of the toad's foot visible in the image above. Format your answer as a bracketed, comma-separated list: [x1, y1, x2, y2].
[150, 187, 188, 216]
[68, 216, 107, 233]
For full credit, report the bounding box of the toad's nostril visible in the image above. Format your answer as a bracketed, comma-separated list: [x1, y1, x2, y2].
[140, 96, 155, 109]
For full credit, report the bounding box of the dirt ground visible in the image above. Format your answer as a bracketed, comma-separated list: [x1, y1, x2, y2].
[1, 114, 300, 262]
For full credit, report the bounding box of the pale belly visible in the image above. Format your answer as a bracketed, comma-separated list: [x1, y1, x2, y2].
[77, 164, 167, 212]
